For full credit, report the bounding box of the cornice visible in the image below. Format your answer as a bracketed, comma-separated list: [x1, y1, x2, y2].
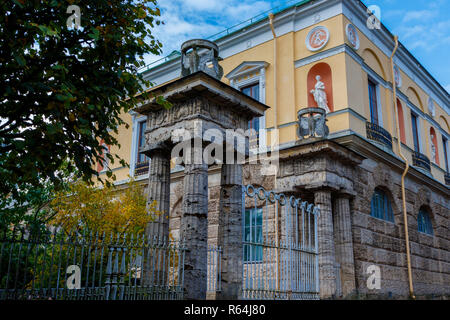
[332, 132, 450, 194]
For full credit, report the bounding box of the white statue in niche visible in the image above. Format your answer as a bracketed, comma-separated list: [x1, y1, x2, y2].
[310, 75, 330, 113]
[430, 133, 437, 162]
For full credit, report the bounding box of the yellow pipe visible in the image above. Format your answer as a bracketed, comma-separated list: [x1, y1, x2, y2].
[390, 35, 415, 300]
[268, 12, 281, 294]
[269, 13, 278, 132]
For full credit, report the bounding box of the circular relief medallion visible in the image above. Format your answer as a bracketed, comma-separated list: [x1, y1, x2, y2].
[394, 65, 402, 88]
[306, 26, 330, 52]
[346, 23, 360, 50]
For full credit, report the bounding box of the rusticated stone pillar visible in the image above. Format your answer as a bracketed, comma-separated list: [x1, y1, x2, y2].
[314, 190, 337, 299]
[181, 146, 209, 300]
[145, 147, 171, 240]
[143, 145, 171, 288]
[216, 163, 243, 300]
[333, 196, 356, 297]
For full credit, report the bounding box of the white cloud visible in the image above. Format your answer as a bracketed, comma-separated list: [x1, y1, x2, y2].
[145, 0, 277, 65]
[402, 10, 437, 23]
[180, 0, 225, 12]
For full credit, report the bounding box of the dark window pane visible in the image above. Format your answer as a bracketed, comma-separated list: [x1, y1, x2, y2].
[411, 113, 420, 152]
[244, 208, 263, 262]
[443, 137, 449, 173]
[418, 209, 433, 235]
[241, 83, 262, 140]
[368, 79, 379, 125]
[137, 121, 149, 164]
[370, 188, 394, 223]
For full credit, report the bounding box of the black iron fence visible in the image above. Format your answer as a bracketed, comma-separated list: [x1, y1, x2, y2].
[366, 122, 393, 150]
[0, 228, 186, 300]
[412, 151, 431, 173]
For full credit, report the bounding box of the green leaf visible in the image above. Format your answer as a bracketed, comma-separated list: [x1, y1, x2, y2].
[14, 54, 26, 66]
[55, 94, 69, 101]
[88, 28, 100, 41]
[156, 96, 172, 110]
[12, 0, 24, 8]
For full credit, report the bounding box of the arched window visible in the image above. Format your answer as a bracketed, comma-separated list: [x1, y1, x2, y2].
[418, 208, 433, 235]
[370, 188, 394, 222]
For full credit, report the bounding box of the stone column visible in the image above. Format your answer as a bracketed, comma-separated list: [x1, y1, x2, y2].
[216, 163, 243, 300]
[145, 147, 171, 240]
[180, 145, 209, 300]
[333, 196, 356, 297]
[144, 146, 171, 288]
[314, 190, 337, 299]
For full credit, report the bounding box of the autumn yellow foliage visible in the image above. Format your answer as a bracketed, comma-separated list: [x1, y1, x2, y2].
[49, 179, 159, 235]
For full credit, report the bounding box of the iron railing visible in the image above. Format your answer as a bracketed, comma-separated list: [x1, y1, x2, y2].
[0, 228, 186, 300]
[366, 122, 393, 150]
[412, 151, 431, 173]
[445, 173, 450, 186]
[207, 245, 222, 294]
[242, 185, 320, 300]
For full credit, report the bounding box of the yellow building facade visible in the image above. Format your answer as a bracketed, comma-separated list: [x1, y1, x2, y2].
[94, 0, 450, 299]
[102, 0, 449, 190]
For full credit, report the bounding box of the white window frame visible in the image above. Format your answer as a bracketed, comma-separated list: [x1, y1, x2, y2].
[410, 111, 423, 153]
[368, 76, 383, 127]
[443, 137, 450, 173]
[130, 112, 148, 177]
[225, 61, 269, 154]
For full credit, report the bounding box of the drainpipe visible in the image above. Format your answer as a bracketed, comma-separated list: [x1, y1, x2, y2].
[269, 13, 278, 133]
[269, 12, 281, 295]
[390, 35, 415, 300]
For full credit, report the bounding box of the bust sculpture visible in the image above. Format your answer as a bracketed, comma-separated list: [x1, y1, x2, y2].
[310, 75, 330, 113]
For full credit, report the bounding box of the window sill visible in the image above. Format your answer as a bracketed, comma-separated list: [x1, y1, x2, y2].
[369, 215, 395, 225]
[418, 231, 434, 238]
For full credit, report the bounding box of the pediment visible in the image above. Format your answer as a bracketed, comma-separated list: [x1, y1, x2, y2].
[225, 61, 269, 80]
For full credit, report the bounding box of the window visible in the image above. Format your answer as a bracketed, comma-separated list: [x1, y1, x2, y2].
[137, 120, 149, 164]
[244, 208, 263, 263]
[370, 188, 394, 222]
[443, 136, 449, 173]
[411, 112, 420, 152]
[418, 208, 433, 235]
[241, 83, 261, 140]
[225, 61, 268, 153]
[368, 79, 379, 125]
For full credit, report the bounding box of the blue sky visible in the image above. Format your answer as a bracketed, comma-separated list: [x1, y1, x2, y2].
[148, 0, 450, 93]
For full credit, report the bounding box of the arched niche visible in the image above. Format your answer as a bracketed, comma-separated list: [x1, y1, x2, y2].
[362, 48, 386, 79]
[429, 127, 440, 165]
[397, 99, 406, 144]
[406, 87, 424, 112]
[307, 62, 334, 112]
[439, 115, 450, 134]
